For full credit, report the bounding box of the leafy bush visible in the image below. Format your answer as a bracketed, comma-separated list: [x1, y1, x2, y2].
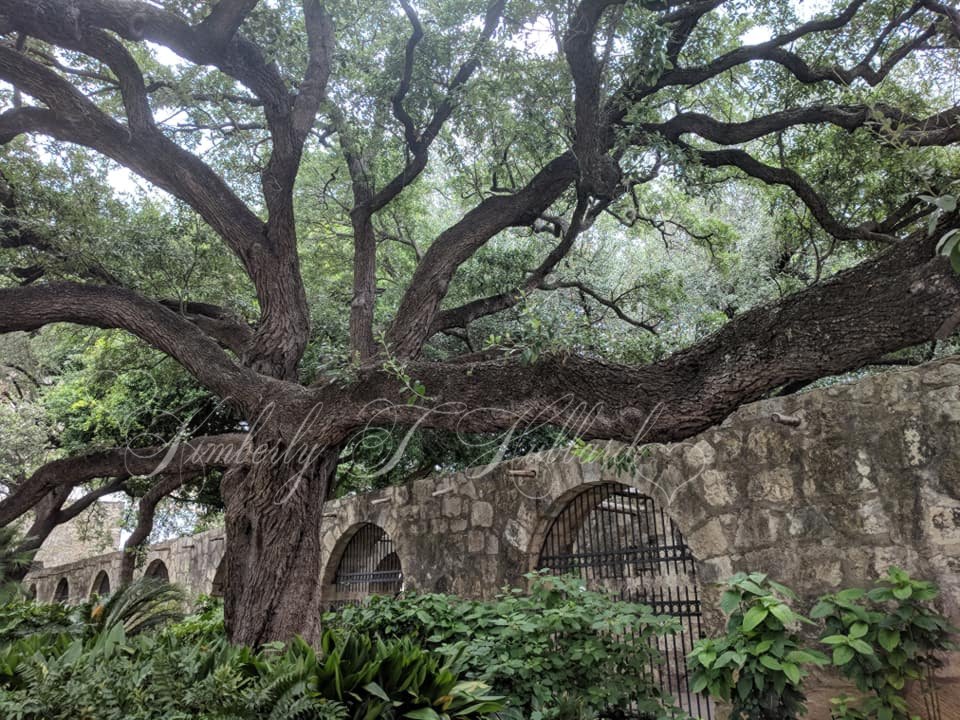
[0, 625, 346, 720]
[0, 588, 503, 720]
[0, 595, 86, 641]
[812, 567, 957, 720]
[687, 572, 828, 720]
[690, 569, 957, 720]
[0, 577, 183, 645]
[325, 572, 683, 719]
[165, 593, 224, 643]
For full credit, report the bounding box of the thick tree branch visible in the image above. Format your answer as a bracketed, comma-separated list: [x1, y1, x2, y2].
[0, 283, 263, 403]
[197, 0, 260, 48]
[15, 477, 126, 558]
[687, 144, 896, 243]
[612, 0, 948, 111]
[0, 433, 247, 529]
[0, 41, 267, 272]
[392, 0, 425, 150]
[0, 0, 287, 108]
[119, 472, 192, 583]
[0, 1, 333, 379]
[564, 0, 623, 197]
[386, 152, 579, 357]
[368, 0, 507, 213]
[664, 0, 725, 65]
[339, 0, 503, 360]
[343, 219, 960, 441]
[429, 198, 591, 333]
[643, 103, 959, 146]
[158, 299, 255, 358]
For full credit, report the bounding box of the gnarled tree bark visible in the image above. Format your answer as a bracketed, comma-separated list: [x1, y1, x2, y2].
[0, 0, 958, 645]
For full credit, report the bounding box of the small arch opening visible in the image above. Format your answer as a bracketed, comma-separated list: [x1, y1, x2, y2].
[90, 570, 111, 598]
[535, 481, 712, 719]
[328, 523, 402, 608]
[53, 577, 70, 603]
[27, 584, 37, 600]
[144, 559, 170, 583]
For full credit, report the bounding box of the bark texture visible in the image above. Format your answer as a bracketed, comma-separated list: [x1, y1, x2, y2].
[0, 0, 958, 644]
[221, 446, 340, 646]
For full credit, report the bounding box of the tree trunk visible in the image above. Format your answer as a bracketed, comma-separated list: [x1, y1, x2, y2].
[221, 440, 340, 646]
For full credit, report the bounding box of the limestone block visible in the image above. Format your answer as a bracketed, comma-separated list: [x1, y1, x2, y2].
[747, 468, 796, 503]
[470, 501, 494, 528]
[467, 530, 486, 553]
[442, 496, 462, 518]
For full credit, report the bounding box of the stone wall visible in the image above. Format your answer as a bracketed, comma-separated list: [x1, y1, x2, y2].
[32, 500, 124, 567]
[24, 357, 960, 718]
[25, 525, 225, 604]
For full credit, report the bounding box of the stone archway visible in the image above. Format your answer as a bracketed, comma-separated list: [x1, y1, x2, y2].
[321, 522, 403, 609]
[53, 577, 69, 603]
[531, 479, 713, 719]
[89, 570, 111, 598]
[144, 559, 170, 583]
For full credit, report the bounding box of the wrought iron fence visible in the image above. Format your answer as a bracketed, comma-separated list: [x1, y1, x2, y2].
[330, 522, 403, 609]
[538, 482, 713, 719]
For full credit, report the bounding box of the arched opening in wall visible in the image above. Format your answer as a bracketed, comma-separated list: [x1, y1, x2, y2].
[90, 570, 111, 598]
[536, 481, 712, 720]
[27, 584, 36, 600]
[144, 559, 170, 583]
[211, 559, 226, 598]
[53, 577, 69, 603]
[328, 523, 403, 609]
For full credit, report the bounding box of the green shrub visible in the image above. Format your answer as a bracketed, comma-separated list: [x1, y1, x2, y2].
[0, 596, 86, 641]
[0, 577, 185, 645]
[687, 572, 828, 720]
[325, 571, 683, 719]
[690, 569, 958, 720]
[0, 592, 502, 720]
[0, 625, 346, 720]
[167, 594, 225, 643]
[812, 567, 957, 720]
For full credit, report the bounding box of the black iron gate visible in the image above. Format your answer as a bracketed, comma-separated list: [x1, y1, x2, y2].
[331, 523, 403, 608]
[537, 482, 713, 719]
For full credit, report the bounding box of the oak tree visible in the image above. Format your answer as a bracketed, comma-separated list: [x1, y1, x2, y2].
[1, 0, 959, 644]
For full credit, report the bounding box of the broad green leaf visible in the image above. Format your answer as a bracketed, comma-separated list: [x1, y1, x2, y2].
[759, 655, 782, 671]
[849, 639, 874, 656]
[741, 606, 769, 632]
[833, 645, 855, 666]
[849, 622, 869, 639]
[878, 629, 900, 652]
[782, 662, 800, 684]
[768, 603, 795, 626]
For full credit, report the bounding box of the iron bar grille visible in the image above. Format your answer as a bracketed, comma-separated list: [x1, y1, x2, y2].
[331, 523, 403, 608]
[538, 482, 714, 719]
